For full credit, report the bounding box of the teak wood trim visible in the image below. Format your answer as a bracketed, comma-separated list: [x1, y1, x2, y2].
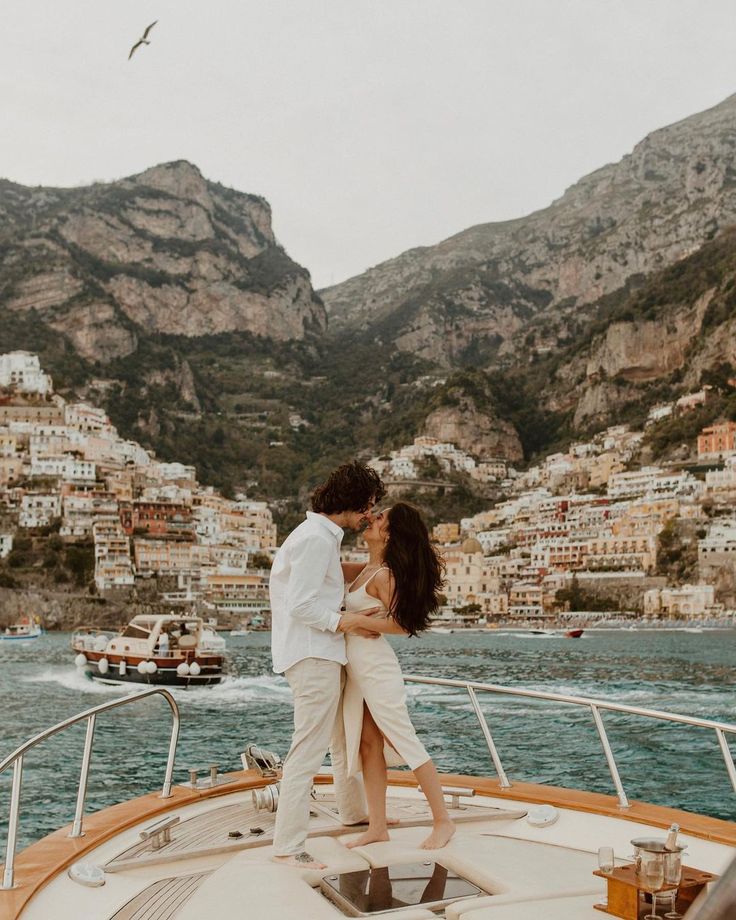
[333, 772, 736, 846]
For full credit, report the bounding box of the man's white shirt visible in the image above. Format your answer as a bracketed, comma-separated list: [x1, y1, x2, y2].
[270, 511, 347, 674]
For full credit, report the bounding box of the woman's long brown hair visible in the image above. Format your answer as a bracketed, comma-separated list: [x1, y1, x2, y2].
[383, 502, 445, 635]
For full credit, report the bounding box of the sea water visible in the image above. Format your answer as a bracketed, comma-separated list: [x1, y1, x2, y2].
[0, 629, 734, 852]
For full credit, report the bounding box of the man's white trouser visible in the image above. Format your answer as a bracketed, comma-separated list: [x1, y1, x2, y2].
[273, 657, 367, 856]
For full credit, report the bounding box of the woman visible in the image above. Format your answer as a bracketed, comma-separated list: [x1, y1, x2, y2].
[339, 502, 455, 850]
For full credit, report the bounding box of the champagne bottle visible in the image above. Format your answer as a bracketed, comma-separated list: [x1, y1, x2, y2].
[665, 822, 679, 851]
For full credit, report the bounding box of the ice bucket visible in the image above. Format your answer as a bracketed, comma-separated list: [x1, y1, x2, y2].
[630, 837, 687, 887]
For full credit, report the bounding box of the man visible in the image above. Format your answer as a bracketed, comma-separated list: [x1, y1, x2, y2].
[270, 460, 386, 868]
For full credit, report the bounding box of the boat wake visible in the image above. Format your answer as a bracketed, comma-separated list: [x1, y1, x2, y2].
[22, 668, 130, 695]
[183, 673, 291, 707]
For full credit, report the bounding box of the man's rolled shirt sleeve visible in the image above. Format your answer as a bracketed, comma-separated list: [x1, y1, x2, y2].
[286, 535, 342, 632]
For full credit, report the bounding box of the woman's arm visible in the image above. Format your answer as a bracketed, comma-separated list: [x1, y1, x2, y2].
[366, 570, 409, 636]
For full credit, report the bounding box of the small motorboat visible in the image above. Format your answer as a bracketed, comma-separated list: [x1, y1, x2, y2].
[0, 616, 43, 642]
[564, 628, 584, 639]
[229, 623, 251, 637]
[71, 613, 226, 687]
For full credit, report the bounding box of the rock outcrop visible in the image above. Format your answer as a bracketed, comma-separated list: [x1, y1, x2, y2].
[0, 161, 325, 360]
[547, 228, 736, 429]
[423, 400, 523, 461]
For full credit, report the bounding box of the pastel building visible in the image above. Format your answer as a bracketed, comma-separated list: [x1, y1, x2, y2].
[93, 521, 135, 592]
[698, 422, 736, 460]
[643, 584, 720, 619]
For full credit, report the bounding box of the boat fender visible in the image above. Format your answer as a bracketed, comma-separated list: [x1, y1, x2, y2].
[137, 661, 148, 675]
[68, 862, 105, 888]
[189, 661, 201, 677]
[526, 805, 559, 827]
[147, 661, 158, 674]
[98, 658, 109, 675]
[74, 653, 87, 668]
[177, 662, 190, 677]
[118, 660, 126, 676]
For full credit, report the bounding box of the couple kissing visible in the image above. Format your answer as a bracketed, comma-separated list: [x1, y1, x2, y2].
[269, 460, 456, 869]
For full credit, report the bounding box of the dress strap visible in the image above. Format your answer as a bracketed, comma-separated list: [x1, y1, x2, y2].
[362, 565, 389, 588]
[350, 565, 389, 591]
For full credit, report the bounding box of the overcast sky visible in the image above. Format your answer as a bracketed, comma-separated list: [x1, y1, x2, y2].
[3, 1, 736, 288]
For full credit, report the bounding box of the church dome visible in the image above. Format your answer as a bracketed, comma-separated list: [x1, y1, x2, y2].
[461, 537, 483, 555]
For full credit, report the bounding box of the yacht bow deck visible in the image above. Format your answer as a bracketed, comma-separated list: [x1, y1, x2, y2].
[6, 776, 736, 920]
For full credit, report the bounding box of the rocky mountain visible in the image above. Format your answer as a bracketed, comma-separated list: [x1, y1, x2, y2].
[0, 161, 325, 362]
[322, 93, 736, 367]
[3, 94, 736, 520]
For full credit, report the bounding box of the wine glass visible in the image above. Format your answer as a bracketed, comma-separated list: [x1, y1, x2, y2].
[644, 856, 665, 920]
[598, 847, 615, 873]
[597, 847, 614, 907]
[663, 852, 683, 920]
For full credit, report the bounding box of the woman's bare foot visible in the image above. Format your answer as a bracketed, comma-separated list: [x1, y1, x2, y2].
[420, 820, 456, 850]
[345, 828, 391, 848]
[272, 852, 327, 869]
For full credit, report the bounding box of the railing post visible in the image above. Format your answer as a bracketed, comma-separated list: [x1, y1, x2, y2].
[161, 696, 179, 799]
[590, 704, 629, 809]
[466, 685, 512, 789]
[715, 728, 736, 793]
[2, 756, 24, 890]
[69, 714, 96, 838]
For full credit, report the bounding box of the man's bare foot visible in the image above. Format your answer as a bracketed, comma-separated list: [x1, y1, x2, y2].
[345, 829, 391, 849]
[420, 820, 456, 849]
[272, 852, 327, 869]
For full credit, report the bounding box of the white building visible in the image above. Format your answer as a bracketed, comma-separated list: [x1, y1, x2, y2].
[698, 520, 736, 563]
[647, 404, 674, 424]
[152, 462, 198, 484]
[476, 529, 512, 553]
[60, 492, 119, 540]
[19, 493, 62, 528]
[65, 403, 112, 433]
[30, 456, 96, 482]
[608, 468, 701, 500]
[0, 352, 52, 394]
[0, 533, 13, 558]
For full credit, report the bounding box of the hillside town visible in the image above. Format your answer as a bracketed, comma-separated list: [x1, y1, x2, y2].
[0, 352, 274, 627]
[1, 351, 735, 630]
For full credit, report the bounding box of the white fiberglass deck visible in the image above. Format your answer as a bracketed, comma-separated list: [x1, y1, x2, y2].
[17, 783, 734, 920]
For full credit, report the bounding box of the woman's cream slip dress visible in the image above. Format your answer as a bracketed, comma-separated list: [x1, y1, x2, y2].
[342, 566, 430, 776]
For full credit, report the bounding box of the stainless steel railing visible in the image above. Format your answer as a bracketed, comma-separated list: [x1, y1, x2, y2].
[0, 688, 179, 890]
[403, 675, 736, 809]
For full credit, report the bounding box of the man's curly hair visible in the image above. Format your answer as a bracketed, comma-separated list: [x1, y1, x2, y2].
[311, 461, 386, 515]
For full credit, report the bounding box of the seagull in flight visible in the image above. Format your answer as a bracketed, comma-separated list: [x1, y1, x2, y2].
[128, 20, 158, 60]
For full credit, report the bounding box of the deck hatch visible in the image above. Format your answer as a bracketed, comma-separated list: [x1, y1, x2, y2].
[320, 862, 483, 916]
